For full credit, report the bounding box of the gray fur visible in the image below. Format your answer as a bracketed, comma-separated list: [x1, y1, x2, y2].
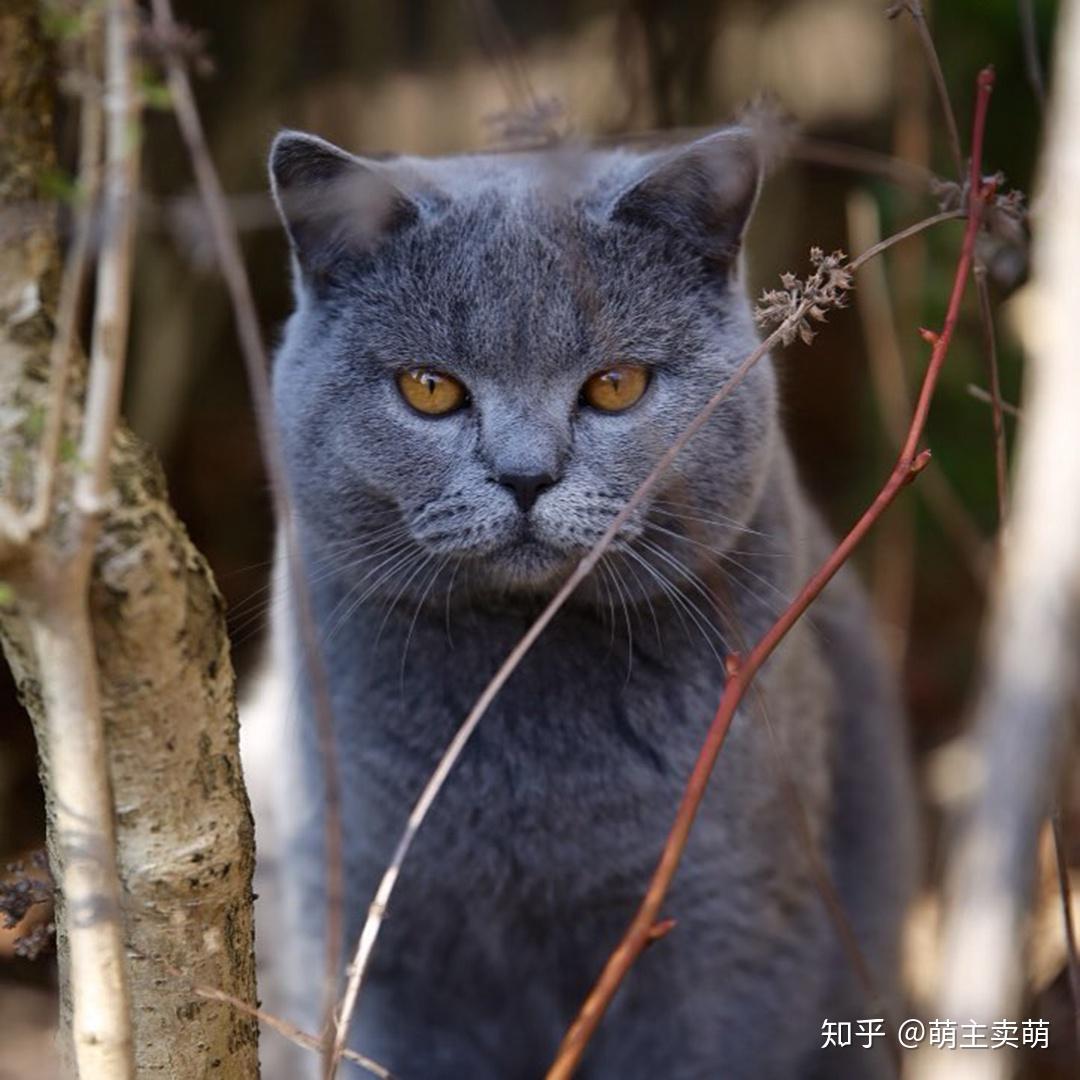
[261, 128, 918, 1079]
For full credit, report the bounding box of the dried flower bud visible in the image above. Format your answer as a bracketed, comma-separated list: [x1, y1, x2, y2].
[754, 247, 852, 347]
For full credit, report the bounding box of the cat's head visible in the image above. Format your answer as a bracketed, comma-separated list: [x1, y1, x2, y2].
[269, 129, 777, 605]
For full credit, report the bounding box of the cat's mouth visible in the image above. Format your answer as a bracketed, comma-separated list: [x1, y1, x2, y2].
[481, 531, 578, 588]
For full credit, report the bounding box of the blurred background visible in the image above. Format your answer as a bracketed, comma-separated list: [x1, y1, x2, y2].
[1, 1, 1073, 1076]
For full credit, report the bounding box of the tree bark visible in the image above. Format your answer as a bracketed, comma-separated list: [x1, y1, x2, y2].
[0, 4, 259, 1076]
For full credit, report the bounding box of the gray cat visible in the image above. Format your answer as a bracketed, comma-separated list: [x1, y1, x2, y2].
[259, 127, 918, 1079]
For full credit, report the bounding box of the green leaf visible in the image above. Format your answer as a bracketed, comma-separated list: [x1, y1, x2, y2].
[139, 73, 174, 112]
[38, 167, 80, 205]
[22, 405, 45, 441]
[40, 8, 88, 42]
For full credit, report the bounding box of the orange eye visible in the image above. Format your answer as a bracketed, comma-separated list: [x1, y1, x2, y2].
[397, 369, 468, 416]
[581, 364, 650, 413]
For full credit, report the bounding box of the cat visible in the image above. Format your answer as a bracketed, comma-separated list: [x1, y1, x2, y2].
[253, 126, 918, 1079]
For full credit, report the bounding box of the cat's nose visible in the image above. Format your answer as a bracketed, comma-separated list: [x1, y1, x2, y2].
[497, 471, 558, 513]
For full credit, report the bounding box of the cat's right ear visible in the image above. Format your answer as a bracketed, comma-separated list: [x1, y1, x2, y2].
[610, 128, 762, 272]
[269, 131, 421, 283]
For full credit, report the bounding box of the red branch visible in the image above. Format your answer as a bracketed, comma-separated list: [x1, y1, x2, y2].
[545, 65, 996, 1080]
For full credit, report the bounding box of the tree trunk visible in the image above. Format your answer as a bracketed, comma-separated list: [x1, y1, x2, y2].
[0, 4, 259, 1076]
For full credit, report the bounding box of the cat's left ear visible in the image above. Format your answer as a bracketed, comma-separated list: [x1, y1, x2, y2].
[611, 128, 762, 269]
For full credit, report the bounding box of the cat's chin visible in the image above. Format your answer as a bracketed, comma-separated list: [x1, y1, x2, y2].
[477, 537, 578, 592]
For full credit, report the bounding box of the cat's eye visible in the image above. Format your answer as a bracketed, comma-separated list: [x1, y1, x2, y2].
[580, 364, 650, 413]
[397, 369, 469, 416]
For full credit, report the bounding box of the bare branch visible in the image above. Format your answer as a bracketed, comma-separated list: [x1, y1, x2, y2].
[146, 0, 347, 1067]
[27, 595, 134, 1078]
[966, 383, 1022, 419]
[848, 208, 965, 270]
[847, 189, 917, 663]
[1018, 0, 1047, 112]
[74, 0, 139, 521]
[185, 982, 393, 1080]
[889, 1, 965, 178]
[848, 197, 990, 586]
[974, 264, 1009, 529]
[9, 2, 143, 1076]
[25, 37, 102, 538]
[894, 0, 1013, 552]
[1, 4, 260, 1073]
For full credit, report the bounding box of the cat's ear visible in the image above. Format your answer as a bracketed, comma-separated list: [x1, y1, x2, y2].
[269, 130, 422, 281]
[611, 128, 762, 269]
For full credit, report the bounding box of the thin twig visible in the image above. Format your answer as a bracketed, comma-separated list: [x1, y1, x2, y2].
[789, 134, 940, 193]
[0, 17, 104, 558]
[749, 677, 902, 1072]
[847, 189, 916, 665]
[74, 3, 139, 519]
[187, 983, 393, 1080]
[26, 34, 103, 534]
[704, 562, 892, 1042]
[546, 66, 996, 1079]
[848, 208, 965, 271]
[147, 3, 347, 1068]
[973, 264, 1009, 528]
[893, 0, 1007, 579]
[0, 132, 946, 252]
[849, 198, 989, 585]
[1018, 0, 1046, 112]
[966, 383, 1022, 419]
[604, 126, 943, 193]
[23, 3, 142, 1076]
[890, 1, 964, 178]
[1051, 811, 1080, 1056]
[896, 0, 1011, 549]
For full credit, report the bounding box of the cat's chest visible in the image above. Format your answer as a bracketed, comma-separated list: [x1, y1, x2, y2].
[326, 605, 728, 889]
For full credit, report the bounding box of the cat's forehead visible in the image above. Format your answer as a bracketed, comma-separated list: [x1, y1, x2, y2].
[302, 137, 753, 379]
[383, 146, 641, 207]
[366, 204, 707, 386]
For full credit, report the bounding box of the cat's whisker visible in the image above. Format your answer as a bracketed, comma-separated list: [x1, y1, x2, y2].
[603, 556, 636, 683]
[372, 552, 438, 656]
[322, 541, 422, 647]
[227, 525, 411, 619]
[227, 531, 414, 632]
[314, 537, 419, 636]
[399, 555, 453, 691]
[642, 524, 793, 629]
[218, 528, 404, 588]
[643, 520, 783, 563]
[637, 538, 734, 657]
[618, 545, 689, 640]
[443, 556, 466, 648]
[647, 501, 774, 540]
[592, 559, 619, 652]
[620, 545, 726, 667]
[644, 536, 768, 658]
[613, 550, 665, 654]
